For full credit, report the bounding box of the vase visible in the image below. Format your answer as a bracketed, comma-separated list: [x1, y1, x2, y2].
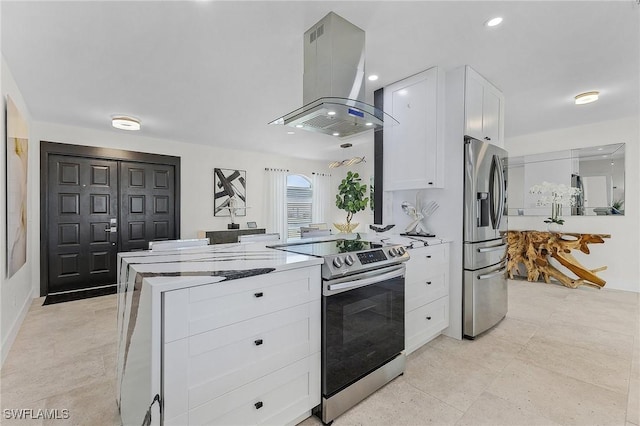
[334, 222, 359, 233]
[546, 203, 563, 233]
[547, 222, 562, 233]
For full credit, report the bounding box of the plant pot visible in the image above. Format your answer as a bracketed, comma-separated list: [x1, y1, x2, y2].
[334, 222, 359, 233]
[547, 222, 562, 233]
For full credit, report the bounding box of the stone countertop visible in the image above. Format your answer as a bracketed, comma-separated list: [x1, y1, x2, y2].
[117, 242, 323, 291]
[351, 232, 450, 249]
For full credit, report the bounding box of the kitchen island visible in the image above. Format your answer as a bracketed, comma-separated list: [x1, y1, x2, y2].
[115, 242, 323, 425]
[115, 233, 452, 425]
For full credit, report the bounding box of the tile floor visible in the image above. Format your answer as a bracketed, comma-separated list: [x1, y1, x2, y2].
[1, 280, 638, 426]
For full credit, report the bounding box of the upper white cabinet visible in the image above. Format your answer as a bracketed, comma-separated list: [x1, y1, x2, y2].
[383, 66, 444, 191]
[464, 67, 505, 148]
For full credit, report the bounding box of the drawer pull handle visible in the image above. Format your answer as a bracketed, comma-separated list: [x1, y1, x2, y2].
[254, 292, 264, 298]
[254, 339, 263, 346]
[426, 281, 432, 285]
[426, 316, 432, 320]
[255, 401, 263, 409]
[426, 255, 432, 259]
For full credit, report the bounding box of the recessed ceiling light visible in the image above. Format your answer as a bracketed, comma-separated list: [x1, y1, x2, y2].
[295, 124, 304, 128]
[575, 91, 599, 105]
[365, 122, 373, 126]
[368, 75, 379, 81]
[485, 17, 503, 27]
[112, 115, 140, 131]
[328, 111, 336, 116]
[332, 132, 340, 136]
[597, 147, 604, 151]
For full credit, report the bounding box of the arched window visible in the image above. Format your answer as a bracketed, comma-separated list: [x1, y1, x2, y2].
[287, 174, 313, 238]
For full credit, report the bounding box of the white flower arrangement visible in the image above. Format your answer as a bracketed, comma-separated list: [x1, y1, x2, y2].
[529, 181, 582, 226]
[529, 181, 581, 207]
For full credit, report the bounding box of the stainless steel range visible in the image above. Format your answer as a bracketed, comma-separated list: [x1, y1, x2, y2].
[275, 238, 409, 424]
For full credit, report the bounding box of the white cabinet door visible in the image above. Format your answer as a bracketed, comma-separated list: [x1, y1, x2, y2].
[464, 67, 504, 147]
[464, 73, 485, 141]
[404, 243, 450, 355]
[162, 266, 322, 425]
[482, 85, 502, 145]
[406, 296, 449, 354]
[384, 67, 444, 190]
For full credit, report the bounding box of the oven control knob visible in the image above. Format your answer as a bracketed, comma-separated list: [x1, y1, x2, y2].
[388, 247, 398, 257]
[397, 246, 406, 255]
[333, 257, 343, 268]
[345, 255, 355, 266]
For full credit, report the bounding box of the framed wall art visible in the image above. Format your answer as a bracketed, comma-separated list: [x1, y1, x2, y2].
[6, 95, 29, 278]
[213, 168, 246, 217]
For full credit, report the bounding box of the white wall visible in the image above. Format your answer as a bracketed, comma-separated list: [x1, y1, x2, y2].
[2, 46, 381, 362]
[505, 117, 639, 293]
[1, 56, 35, 365]
[30, 121, 332, 285]
[327, 134, 376, 231]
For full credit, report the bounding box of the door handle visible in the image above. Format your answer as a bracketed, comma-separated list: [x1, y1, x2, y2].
[478, 267, 507, 280]
[477, 244, 507, 253]
[105, 226, 117, 233]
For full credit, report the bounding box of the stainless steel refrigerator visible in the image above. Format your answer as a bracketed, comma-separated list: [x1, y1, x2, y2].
[463, 137, 508, 339]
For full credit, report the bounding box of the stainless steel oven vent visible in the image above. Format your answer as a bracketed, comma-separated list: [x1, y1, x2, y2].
[270, 12, 397, 138]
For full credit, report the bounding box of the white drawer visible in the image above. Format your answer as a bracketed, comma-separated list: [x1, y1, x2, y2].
[164, 266, 321, 342]
[163, 303, 320, 419]
[406, 296, 449, 355]
[406, 271, 448, 312]
[189, 353, 320, 426]
[405, 245, 448, 283]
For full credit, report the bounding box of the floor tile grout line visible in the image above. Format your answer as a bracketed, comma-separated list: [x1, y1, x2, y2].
[401, 377, 466, 421]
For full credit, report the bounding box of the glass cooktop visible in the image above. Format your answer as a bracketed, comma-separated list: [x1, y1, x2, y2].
[276, 239, 384, 257]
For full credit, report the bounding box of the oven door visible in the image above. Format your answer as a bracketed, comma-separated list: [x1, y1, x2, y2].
[322, 265, 405, 397]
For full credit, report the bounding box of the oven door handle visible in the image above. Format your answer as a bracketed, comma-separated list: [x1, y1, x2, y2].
[325, 265, 405, 295]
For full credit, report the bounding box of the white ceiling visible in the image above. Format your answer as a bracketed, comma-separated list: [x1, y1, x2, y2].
[2, 1, 638, 160]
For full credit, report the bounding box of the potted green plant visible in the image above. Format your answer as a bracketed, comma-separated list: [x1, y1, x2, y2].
[611, 199, 624, 214]
[335, 171, 369, 233]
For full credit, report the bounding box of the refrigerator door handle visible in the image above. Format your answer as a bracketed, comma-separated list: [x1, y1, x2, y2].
[489, 154, 506, 230]
[477, 243, 507, 253]
[478, 266, 507, 280]
[495, 155, 506, 230]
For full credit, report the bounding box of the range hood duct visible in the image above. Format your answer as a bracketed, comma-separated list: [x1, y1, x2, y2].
[270, 12, 397, 138]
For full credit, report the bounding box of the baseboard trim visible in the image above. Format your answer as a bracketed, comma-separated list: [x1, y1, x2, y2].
[1, 288, 34, 368]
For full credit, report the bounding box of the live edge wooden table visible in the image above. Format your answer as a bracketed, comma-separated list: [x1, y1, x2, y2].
[506, 230, 611, 289]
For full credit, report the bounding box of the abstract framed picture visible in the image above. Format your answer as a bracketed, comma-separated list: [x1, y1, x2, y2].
[6, 95, 29, 278]
[213, 168, 246, 217]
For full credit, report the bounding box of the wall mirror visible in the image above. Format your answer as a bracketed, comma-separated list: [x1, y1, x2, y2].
[507, 143, 625, 216]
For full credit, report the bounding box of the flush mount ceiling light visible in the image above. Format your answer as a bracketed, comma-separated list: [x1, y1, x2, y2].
[112, 115, 141, 131]
[575, 91, 600, 105]
[485, 17, 503, 27]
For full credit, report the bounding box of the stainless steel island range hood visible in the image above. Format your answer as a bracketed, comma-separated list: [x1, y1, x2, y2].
[270, 12, 397, 138]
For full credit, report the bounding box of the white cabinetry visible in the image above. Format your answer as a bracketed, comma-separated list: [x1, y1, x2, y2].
[383, 67, 444, 190]
[162, 266, 321, 425]
[464, 67, 505, 148]
[404, 243, 450, 354]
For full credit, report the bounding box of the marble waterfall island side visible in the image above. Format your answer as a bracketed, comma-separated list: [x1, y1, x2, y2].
[115, 243, 323, 425]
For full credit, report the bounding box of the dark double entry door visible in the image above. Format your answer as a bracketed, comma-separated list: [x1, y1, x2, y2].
[46, 154, 177, 295]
